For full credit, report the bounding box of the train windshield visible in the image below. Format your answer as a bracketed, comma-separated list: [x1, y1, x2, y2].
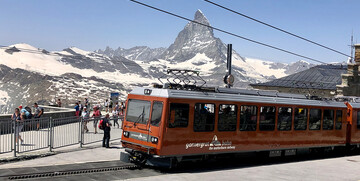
[126, 99, 151, 124]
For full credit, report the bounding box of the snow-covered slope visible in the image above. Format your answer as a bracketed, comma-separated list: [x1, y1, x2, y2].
[0, 43, 152, 86]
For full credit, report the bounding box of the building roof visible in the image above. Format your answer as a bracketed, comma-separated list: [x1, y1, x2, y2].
[251, 64, 347, 90]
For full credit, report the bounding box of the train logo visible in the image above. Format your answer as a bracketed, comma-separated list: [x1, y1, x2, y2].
[210, 135, 221, 147]
[185, 135, 236, 150]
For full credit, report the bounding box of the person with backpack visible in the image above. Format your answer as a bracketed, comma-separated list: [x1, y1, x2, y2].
[12, 108, 24, 145]
[33, 103, 44, 130]
[101, 114, 111, 148]
[92, 106, 101, 134]
[20, 106, 32, 120]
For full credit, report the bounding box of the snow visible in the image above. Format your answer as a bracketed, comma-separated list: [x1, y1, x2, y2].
[146, 53, 217, 74]
[0, 44, 152, 87]
[232, 55, 265, 80]
[69, 47, 89, 56]
[56, 51, 73, 56]
[244, 57, 287, 78]
[10, 43, 39, 51]
[291, 60, 310, 65]
[0, 90, 9, 105]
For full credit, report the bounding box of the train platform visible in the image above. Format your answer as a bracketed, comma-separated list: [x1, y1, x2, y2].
[1, 143, 360, 180]
[0, 141, 124, 169]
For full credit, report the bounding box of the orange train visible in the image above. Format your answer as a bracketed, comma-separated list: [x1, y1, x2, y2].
[120, 87, 360, 167]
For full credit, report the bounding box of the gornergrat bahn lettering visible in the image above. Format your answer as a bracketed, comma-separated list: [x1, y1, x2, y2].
[120, 87, 360, 167]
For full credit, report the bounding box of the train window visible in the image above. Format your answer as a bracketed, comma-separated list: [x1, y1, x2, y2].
[150, 102, 163, 127]
[240, 106, 257, 131]
[218, 104, 237, 132]
[309, 109, 322, 130]
[357, 111, 360, 130]
[126, 99, 151, 124]
[323, 110, 334, 130]
[335, 110, 342, 130]
[259, 106, 276, 131]
[194, 103, 215, 132]
[277, 107, 292, 131]
[169, 103, 189, 128]
[294, 108, 307, 130]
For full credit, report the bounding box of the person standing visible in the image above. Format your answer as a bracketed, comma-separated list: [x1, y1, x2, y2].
[109, 100, 113, 111]
[12, 108, 24, 145]
[114, 102, 120, 112]
[112, 107, 119, 128]
[81, 107, 90, 133]
[78, 101, 83, 116]
[74, 102, 80, 117]
[92, 106, 101, 134]
[20, 106, 31, 120]
[104, 99, 109, 113]
[120, 102, 125, 113]
[33, 103, 43, 130]
[102, 114, 111, 148]
[85, 98, 89, 109]
[57, 99, 62, 107]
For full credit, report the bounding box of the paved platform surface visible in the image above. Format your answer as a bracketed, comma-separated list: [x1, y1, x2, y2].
[1, 145, 360, 180]
[128, 155, 360, 181]
[0, 141, 123, 169]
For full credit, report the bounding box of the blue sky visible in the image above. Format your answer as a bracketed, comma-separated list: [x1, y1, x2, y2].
[0, 0, 359, 63]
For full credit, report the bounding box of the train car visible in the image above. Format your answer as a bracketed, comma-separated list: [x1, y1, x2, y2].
[120, 86, 357, 167]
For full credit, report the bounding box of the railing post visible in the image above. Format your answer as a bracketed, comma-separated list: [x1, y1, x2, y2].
[13, 119, 16, 157]
[49, 117, 53, 152]
[80, 117, 83, 148]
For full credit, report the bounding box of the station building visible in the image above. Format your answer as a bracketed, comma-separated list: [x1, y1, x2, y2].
[251, 44, 360, 98]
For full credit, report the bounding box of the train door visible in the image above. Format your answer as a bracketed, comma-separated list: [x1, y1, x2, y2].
[148, 101, 164, 144]
[345, 102, 353, 145]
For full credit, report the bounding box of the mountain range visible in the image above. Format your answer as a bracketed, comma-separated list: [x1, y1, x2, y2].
[0, 10, 314, 114]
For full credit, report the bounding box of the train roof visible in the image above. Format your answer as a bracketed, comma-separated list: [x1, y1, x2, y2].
[130, 87, 350, 108]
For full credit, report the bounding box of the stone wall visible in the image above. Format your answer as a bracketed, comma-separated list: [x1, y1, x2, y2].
[0, 105, 75, 121]
[336, 44, 360, 96]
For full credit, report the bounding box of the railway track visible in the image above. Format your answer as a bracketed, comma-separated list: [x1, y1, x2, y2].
[0, 161, 141, 180]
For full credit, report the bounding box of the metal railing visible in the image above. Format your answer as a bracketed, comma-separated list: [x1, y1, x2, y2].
[0, 120, 13, 154]
[16, 117, 51, 154]
[0, 115, 122, 157]
[52, 116, 81, 149]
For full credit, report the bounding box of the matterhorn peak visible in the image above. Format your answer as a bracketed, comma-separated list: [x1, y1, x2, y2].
[194, 9, 210, 25]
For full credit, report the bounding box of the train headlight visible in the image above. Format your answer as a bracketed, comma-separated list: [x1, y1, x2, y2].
[150, 137, 158, 144]
[123, 131, 129, 137]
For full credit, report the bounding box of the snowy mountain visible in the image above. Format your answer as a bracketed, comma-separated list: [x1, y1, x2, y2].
[98, 10, 313, 87]
[0, 43, 154, 114]
[96, 46, 166, 62]
[98, 10, 314, 86]
[0, 10, 315, 114]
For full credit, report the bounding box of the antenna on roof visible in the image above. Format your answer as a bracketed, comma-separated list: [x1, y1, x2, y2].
[349, 31, 354, 64]
[224, 44, 234, 88]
